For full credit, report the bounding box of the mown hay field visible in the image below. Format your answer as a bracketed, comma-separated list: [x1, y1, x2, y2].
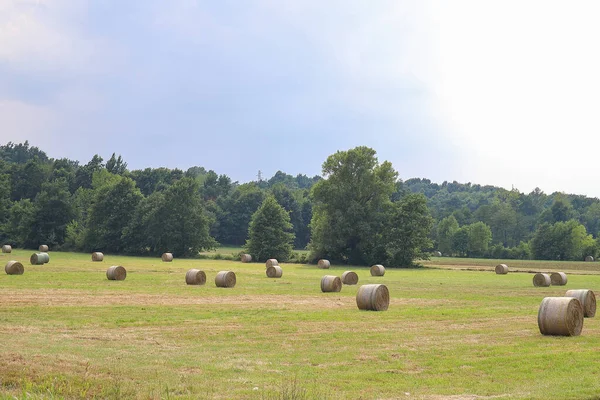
[1, 250, 600, 399]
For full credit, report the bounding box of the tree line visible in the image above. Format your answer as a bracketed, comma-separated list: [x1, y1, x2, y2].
[405, 179, 600, 260]
[1, 141, 600, 263]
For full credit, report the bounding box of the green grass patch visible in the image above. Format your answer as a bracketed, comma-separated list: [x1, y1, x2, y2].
[1, 250, 600, 399]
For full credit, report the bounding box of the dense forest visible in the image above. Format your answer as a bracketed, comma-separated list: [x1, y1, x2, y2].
[1, 141, 599, 262]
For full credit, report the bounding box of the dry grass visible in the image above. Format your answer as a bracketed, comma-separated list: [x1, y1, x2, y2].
[2, 250, 600, 399]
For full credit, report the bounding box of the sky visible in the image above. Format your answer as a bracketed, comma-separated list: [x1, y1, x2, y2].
[1, 1, 600, 196]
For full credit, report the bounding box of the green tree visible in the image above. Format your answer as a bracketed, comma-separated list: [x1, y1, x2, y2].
[27, 179, 74, 247]
[84, 176, 143, 252]
[271, 183, 310, 249]
[0, 167, 11, 238]
[582, 203, 600, 237]
[436, 215, 459, 256]
[75, 155, 104, 189]
[531, 220, 596, 260]
[383, 193, 433, 267]
[122, 191, 166, 254]
[309, 147, 398, 265]
[216, 183, 265, 245]
[467, 221, 492, 257]
[10, 158, 49, 200]
[245, 196, 295, 262]
[452, 227, 470, 257]
[4, 199, 35, 246]
[105, 153, 128, 175]
[123, 178, 216, 256]
[63, 187, 95, 250]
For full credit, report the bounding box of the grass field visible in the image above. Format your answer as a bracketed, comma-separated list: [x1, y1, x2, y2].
[1, 250, 600, 399]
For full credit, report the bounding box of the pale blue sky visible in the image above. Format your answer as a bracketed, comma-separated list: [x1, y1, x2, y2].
[2, 1, 599, 196]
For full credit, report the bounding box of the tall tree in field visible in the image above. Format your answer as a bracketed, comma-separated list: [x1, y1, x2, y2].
[245, 196, 295, 262]
[309, 147, 398, 265]
[310, 146, 434, 266]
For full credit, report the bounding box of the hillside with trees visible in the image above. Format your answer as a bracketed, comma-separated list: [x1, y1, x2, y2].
[1, 141, 600, 263]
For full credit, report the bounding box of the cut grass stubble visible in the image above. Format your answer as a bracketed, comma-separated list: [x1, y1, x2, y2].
[1, 250, 600, 399]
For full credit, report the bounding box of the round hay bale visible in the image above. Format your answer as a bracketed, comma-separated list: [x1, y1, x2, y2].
[106, 266, 126, 281]
[495, 264, 509, 274]
[2, 244, 12, 253]
[38, 244, 49, 252]
[265, 259, 278, 268]
[215, 271, 236, 288]
[341, 271, 359, 285]
[533, 273, 551, 287]
[320, 275, 342, 292]
[161, 252, 173, 262]
[185, 269, 206, 285]
[317, 259, 330, 269]
[370, 264, 385, 276]
[538, 296, 583, 336]
[91, 252, 104, 262]
[356, 284, 389, 311]
[585, 255, 594, 262]
[5, 260, 24, 275]
[30, 253, 49, 265]
[565, 289, 596, 318]
[240, 253, 252, 263]
[434, 251, 442, 257]
[551, 272, 568, 286]
[266, 265, 283, 278]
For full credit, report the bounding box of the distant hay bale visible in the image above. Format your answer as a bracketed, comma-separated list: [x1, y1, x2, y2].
[550, 272, 568, 286]
[38, 245, 49, 252]
[533, 273, 551, 287]
[2, 245, 12, 253]
[106, 266, 126, 281]
[30, 253, 49, 265]
[317, 259, 330, 269]
[341, 271, 359, 285]
[495, 264, 509, 274]
[434, 251, 442, 257]
[265, 259, 278, 268]
[266, 265, 283, 278]
[215, 271, 236, 288]
[370, 264, 385, 276]
[565, 289, 596, 318]
[356, 284, 389, 311]
[585, 255, 594, 262]
[162, 252, 173, 262]
[240, 253, 252, 263]
[92, 252, 104, 262]
[185, 269, 206, 285]
[320, 275, 342, 292]
[538, 296, 583, 336]
[5, 260, 24, 275]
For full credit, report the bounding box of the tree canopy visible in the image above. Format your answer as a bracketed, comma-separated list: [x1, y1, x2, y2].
[2, 140, 600, 262]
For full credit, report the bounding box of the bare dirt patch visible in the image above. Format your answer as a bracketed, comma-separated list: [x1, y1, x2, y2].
[0, 288, 458, 311]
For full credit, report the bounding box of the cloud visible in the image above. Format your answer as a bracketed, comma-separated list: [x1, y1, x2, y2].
[424, 0, 600, 195]
[5, 1, 560, 193]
